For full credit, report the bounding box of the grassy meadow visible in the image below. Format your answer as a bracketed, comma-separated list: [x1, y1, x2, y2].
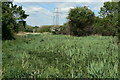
[2, 34, 118, 78]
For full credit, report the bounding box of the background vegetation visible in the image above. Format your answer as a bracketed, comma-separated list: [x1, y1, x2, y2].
[2, 2, 120, 40]
[65, 2, 119, 36]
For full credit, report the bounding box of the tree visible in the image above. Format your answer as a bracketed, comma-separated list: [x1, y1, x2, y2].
[67, 6, 95, 36]
[2, 2, 28, 40]
[61, 22, 70, 35]
[0, 2, 2, 39]
[98, 2, 119, 36]
[118, 1, 120, 42]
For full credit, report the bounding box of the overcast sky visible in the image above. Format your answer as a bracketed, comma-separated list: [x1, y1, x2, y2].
[14, 0, 111, 26]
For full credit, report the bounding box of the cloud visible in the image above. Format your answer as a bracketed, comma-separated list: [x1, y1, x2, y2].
[55, 2, 104, 16]
[60, 7, 74, 12]
[88, 2, 104, 14]
[13, 2, 110, 26]
[23, 6, 52, 16]
[58, 7, 74, 19]
[93, 6, 102, 11]
[14, 0, 111, 2]
[56, 3, 75, 8]
[24, 6, 43, 14]
[20, 5, 53, 26]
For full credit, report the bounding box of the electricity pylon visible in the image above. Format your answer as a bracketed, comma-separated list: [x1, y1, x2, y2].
[53, 8, 60, 27]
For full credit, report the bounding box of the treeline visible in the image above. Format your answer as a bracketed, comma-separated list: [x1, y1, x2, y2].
[62, 2, 119, 37]
[25, 25, 64, 34]
[25, 25, 54, 33]
[30, 2, 120, 38]
[1, 1, 120, 41]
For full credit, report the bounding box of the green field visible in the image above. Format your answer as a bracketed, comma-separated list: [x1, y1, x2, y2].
[2, 34, 118, 78]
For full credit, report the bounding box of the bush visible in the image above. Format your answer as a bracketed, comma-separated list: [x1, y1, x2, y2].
[60, 23, 70, 35]
[25, 25, 33, 32]
[67, 6, 95, 36]
[39, 25, 53, 33]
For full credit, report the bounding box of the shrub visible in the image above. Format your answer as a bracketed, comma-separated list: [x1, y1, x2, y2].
[39, 25, 53, 33]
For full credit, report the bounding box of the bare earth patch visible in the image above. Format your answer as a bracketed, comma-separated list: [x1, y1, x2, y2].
[16, 32, 42, 36]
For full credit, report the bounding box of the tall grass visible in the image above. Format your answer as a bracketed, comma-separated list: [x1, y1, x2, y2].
[2, 34, 118, 78]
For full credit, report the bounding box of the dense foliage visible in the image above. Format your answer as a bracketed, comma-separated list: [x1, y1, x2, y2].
[38, 25, 53, 33]
[118, 1, 120, 42]
[98, 2, 119, 36]
[2, 2, 28, 40]
[67, 6, 95, 36]
[25, 25, 34, 32]
[0, 2, 2, 39]
[65, 2, 119, 37]
[2, 34, 118, 78]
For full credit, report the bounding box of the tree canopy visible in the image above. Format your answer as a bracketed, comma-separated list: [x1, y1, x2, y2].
[2, 2, 29, 40]
[67, 6, 95, 36]
[98, 2, 119, 36]
[66, 2, 119, 37]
